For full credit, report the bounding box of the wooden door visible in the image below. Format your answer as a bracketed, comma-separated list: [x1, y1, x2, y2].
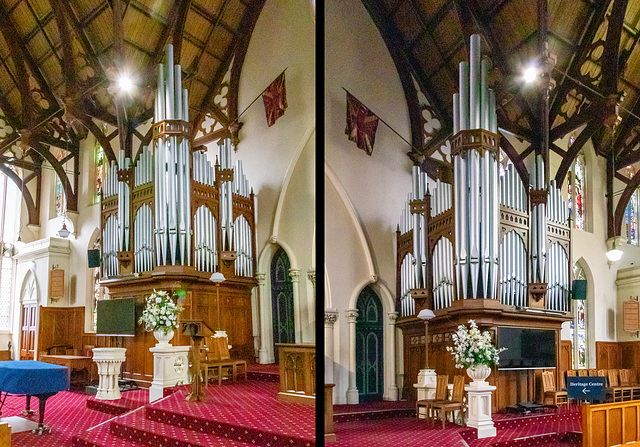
[20, 303, 37, 360]
[356, 286, 384, 402]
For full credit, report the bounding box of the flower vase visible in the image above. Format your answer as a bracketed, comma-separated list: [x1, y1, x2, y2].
[466, 364, 491, 385]
[153, 329, 174, 346]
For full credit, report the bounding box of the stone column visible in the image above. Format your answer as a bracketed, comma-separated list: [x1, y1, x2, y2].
[324, 309, 338, 384]
[346, 308, 359, 404]
[289, 269, 302, 343]
[256, 273, 272, 364]
[386, 311, 399, 401]
[465, 376, 497, 438]
[307, 270, 316, 342]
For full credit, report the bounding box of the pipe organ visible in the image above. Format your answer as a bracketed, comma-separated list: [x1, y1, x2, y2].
[100, 44, 257, 280]
[395, 34, 572, 316]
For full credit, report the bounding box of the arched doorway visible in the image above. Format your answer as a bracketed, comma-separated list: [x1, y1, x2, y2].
[19, 273, 37, 360]
[356, 285, 384, 402]
[271, 246, 295, 360]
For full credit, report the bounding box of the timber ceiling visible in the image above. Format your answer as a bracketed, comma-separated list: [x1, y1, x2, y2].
[0, 0, 265, 225]
[361, 0, 640, 236]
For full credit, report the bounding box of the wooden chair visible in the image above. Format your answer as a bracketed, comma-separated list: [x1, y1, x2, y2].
[542, 371, 568, 406]
[577, 369, 589, 377]
[607, 369, 633, 402]
[588, 369, 598, 377]
[431, 375, 466, 429]
[200, 337, 234, 385]
[215, 336, 247, 381]
[416, 375, 448, 421]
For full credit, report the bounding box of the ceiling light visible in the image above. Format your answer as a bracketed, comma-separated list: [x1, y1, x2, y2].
[117, 73, 134, 94]
[523, 65, 539, 83]
[58, 222, 70, 238]
[606, 236, 625, 263]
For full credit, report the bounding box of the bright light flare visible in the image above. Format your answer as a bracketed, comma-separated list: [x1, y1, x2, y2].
[117, 73, 135, 93]
[523, 65, 539, 83]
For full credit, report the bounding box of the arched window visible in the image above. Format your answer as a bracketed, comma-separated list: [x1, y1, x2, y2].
[0, 172, 20, 330]
[624, 189, 639, 246]
[570, 263, 588, 369]
[567, 151, 586, 231]
[54, 148, 66, 217]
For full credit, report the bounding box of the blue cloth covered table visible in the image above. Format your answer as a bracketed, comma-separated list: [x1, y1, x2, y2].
[0, 360, 69, 433]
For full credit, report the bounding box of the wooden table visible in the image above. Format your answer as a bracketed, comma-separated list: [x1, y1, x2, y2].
[39, 355, 93, 387]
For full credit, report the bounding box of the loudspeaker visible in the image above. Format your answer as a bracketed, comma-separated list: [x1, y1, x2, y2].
[572, 279, 587, 300]
[88, 249, 101, 268]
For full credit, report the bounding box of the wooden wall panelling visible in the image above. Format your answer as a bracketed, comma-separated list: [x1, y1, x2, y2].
[559, 340, 572, 389]
[596, 342, 621, 370]
[37, 306, 84, 358]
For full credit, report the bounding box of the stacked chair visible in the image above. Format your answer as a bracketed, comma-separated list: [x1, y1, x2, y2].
[416, 375, 448, 421]
[431, 375, 466, 428]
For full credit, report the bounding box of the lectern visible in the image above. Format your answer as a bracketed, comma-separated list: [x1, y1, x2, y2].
[180, 319, 214, 401]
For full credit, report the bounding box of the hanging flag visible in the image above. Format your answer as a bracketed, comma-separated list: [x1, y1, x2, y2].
[345, 92, 379, 155]
[262, 71, 287, 127]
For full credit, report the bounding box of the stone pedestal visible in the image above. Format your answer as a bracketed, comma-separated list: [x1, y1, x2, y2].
[92, 347, 127, 400]
[148, 345, 191, 402]
[465, 381, 497, 438]
[413, 368, 436, 419]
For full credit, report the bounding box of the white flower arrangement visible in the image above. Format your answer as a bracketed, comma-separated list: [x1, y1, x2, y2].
[446, 320, 506, 369]
[138, 290, 183, 334]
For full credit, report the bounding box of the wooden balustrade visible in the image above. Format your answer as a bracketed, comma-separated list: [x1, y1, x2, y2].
[583, 400, 640, 447]
[276, 343, 315, 404]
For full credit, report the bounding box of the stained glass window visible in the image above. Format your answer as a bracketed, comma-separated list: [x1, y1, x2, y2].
[567, 153, 586, 231]
[95, 142, 104, 204]
[625, 190, 639, 245]
[54, 149, 66, 217]
[569, 263, 588, 369]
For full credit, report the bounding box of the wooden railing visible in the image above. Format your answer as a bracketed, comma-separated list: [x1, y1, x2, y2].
[583, 400, 640, 447]
[276, 343, 315, 404]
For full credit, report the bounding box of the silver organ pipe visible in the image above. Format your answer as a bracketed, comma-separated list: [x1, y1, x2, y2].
[194, 205, 217, 272]
[453, 34, 499, 300]
[154, 44, 191, 266]
[530, 154, 547, 283]
[400, 254, 416, 317]
[103, 215, 119, 277]
[499, 164, 527, 213]
[499, 231, 527, 307]
[546, 243, 569, 312]
[134, 204, 154, 273]
[432, 237, 454, 310]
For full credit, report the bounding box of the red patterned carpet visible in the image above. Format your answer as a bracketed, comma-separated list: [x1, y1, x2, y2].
[2, 378, 312, 447]
[1, 390, 116, 447]
[329, 404, 582, 447]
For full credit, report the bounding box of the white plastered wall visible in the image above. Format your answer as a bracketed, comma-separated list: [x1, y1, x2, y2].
[326, 0, 413, 404]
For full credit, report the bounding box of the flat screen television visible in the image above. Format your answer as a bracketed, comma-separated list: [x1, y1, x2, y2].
[497, 327, 556, 369]
[96, 297, 136, 336]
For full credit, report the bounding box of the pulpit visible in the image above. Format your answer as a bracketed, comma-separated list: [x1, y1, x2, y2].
[276, 343, 316, 404]
[180, 319, 214, 401]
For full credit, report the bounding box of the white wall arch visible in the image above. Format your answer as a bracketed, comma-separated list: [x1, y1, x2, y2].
[325, 164, 376, 278]
[575, 256, 596, 368]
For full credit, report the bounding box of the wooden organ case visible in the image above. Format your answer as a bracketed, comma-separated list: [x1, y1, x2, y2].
[395, 35, 572, 411]
[98, 45, 257, 385]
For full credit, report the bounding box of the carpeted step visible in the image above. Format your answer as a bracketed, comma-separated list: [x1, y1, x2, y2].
[109, 410, 260, 446]
[86, 391, 148, 416]
[72, 421, 148, 447]
[145, 385, 315, 446]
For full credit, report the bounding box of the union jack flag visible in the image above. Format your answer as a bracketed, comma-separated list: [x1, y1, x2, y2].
[345, 92, 379, 155]
[262, 71, 287, 127]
